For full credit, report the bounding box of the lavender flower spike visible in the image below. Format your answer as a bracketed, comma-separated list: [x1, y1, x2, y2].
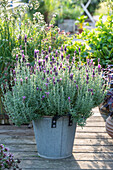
[61, 46, 63, 52]
[70, 73, 73, 80]
[24, 35, 27, 43]
[34, 50, 37, 58]
[79, 47, 81, 53]
[23, 96, 26, 100]
[98, 58, 100, 63]
[42, 96, 45, 100]
[49, 46, 51, 53]
[20, 78, 23, 82]
[68, 97, 70, 102]
[61, 53, 63, 60]
[98, 64, 101, 72]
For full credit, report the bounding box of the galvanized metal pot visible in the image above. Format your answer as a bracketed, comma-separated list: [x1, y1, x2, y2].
[33, 116, 76, 159]
[106, 116, 113, 138]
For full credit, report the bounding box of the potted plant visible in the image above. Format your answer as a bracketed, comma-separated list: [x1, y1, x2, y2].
[75, 15, 88, 34]
[0, 144, 21, 169]
[1, 46, 107, 159]
[99, 65, 113, 138]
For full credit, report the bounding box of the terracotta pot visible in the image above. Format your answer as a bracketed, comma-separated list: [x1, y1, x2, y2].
[106, 116, 113, 138]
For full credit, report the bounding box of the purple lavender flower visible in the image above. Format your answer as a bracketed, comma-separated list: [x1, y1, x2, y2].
[16, 54, 18, 61]
[70, 73, 73, 80]
[37, 87, 39, 91]
[53, 76, 55, 81]
[47, 70, 49, 74]
[60, 63, 62, 68]
[23, 96, 26, 100]
[34, 50, 37, 58]
[40, 88, 42, 91]
[45, 55, 48, 62]
[20, 45, 22, 50]
[45, 92, 50, 97]
[52, 56, 54, 61]
[98, 64, 101, 72]
[53, 81, 56, 85]
[74, 50, 76, 54]
[61, 53, 63, 60]
[93, 69, 95, 76]
[86, 81, 89, 84]
[92, 92, 94, 95]
[61, 46, 63, 52]
[64, 45, 67, 52]
[98, 58, 100, 63]
[47, 78, 49, 83]
[0, 144, 4, 149]
[87, 59, 89, 65]
[91, 88, 93, 92]
[24, 34, 27, 43]
[42, 95, 45, 100]
[38, 60, 41, 66]
[49, 46, 51, 53]
[43, 70, 46, 73]
[42, 77, 44, 80]
[86, 74, 89, 80]
[74, 80, 76, 83]
[50, 61, 53, 65]
[26, 63, 31, 67]
[13, 70, 15, 74]
[55, 72, 58, 76]
[60, 78, 62, 81]
[79, 47, 81, 53]
[53, 66, 57, 72]
[57, 62, 59, 66]
[43, 60, 45, 65]
[68, 97, 70, 102]
[20, 78, 23, 82]
[76, 84, 78, 89]
[43, 51, 45, 54]
[14, 78, 17, 82]
[45, 83, 48, 87]
[57, 79, 59, 82]
[69, 66, 71, 72]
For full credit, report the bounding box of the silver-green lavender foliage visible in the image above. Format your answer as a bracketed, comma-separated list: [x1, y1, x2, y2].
[1, 48, 107, 126]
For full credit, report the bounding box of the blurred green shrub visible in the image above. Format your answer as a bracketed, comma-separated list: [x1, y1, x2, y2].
[77, 14, 113, 67]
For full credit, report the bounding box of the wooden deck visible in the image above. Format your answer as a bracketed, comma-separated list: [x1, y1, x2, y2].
[0, 107, 113, 170]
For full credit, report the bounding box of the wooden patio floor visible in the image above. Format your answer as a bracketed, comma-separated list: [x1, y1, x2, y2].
[0, 107, 113, 170]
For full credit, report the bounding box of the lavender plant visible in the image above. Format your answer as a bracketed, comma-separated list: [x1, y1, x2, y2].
[1, 47, 108, 126]
[0, 144, 21, 169]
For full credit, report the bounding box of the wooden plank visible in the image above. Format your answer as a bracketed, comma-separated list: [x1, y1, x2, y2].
[7, 151, 113, 160]
[74, 145, 113, 152]
[76, 132, 111, 139]
[3, 144, 113, 153]
[85, 121, 105, 126]
[1, 138, 112, 146]
[77, 126, 107, 132]
[16, 159, 113, 169]
[0, 132, 111, 140]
